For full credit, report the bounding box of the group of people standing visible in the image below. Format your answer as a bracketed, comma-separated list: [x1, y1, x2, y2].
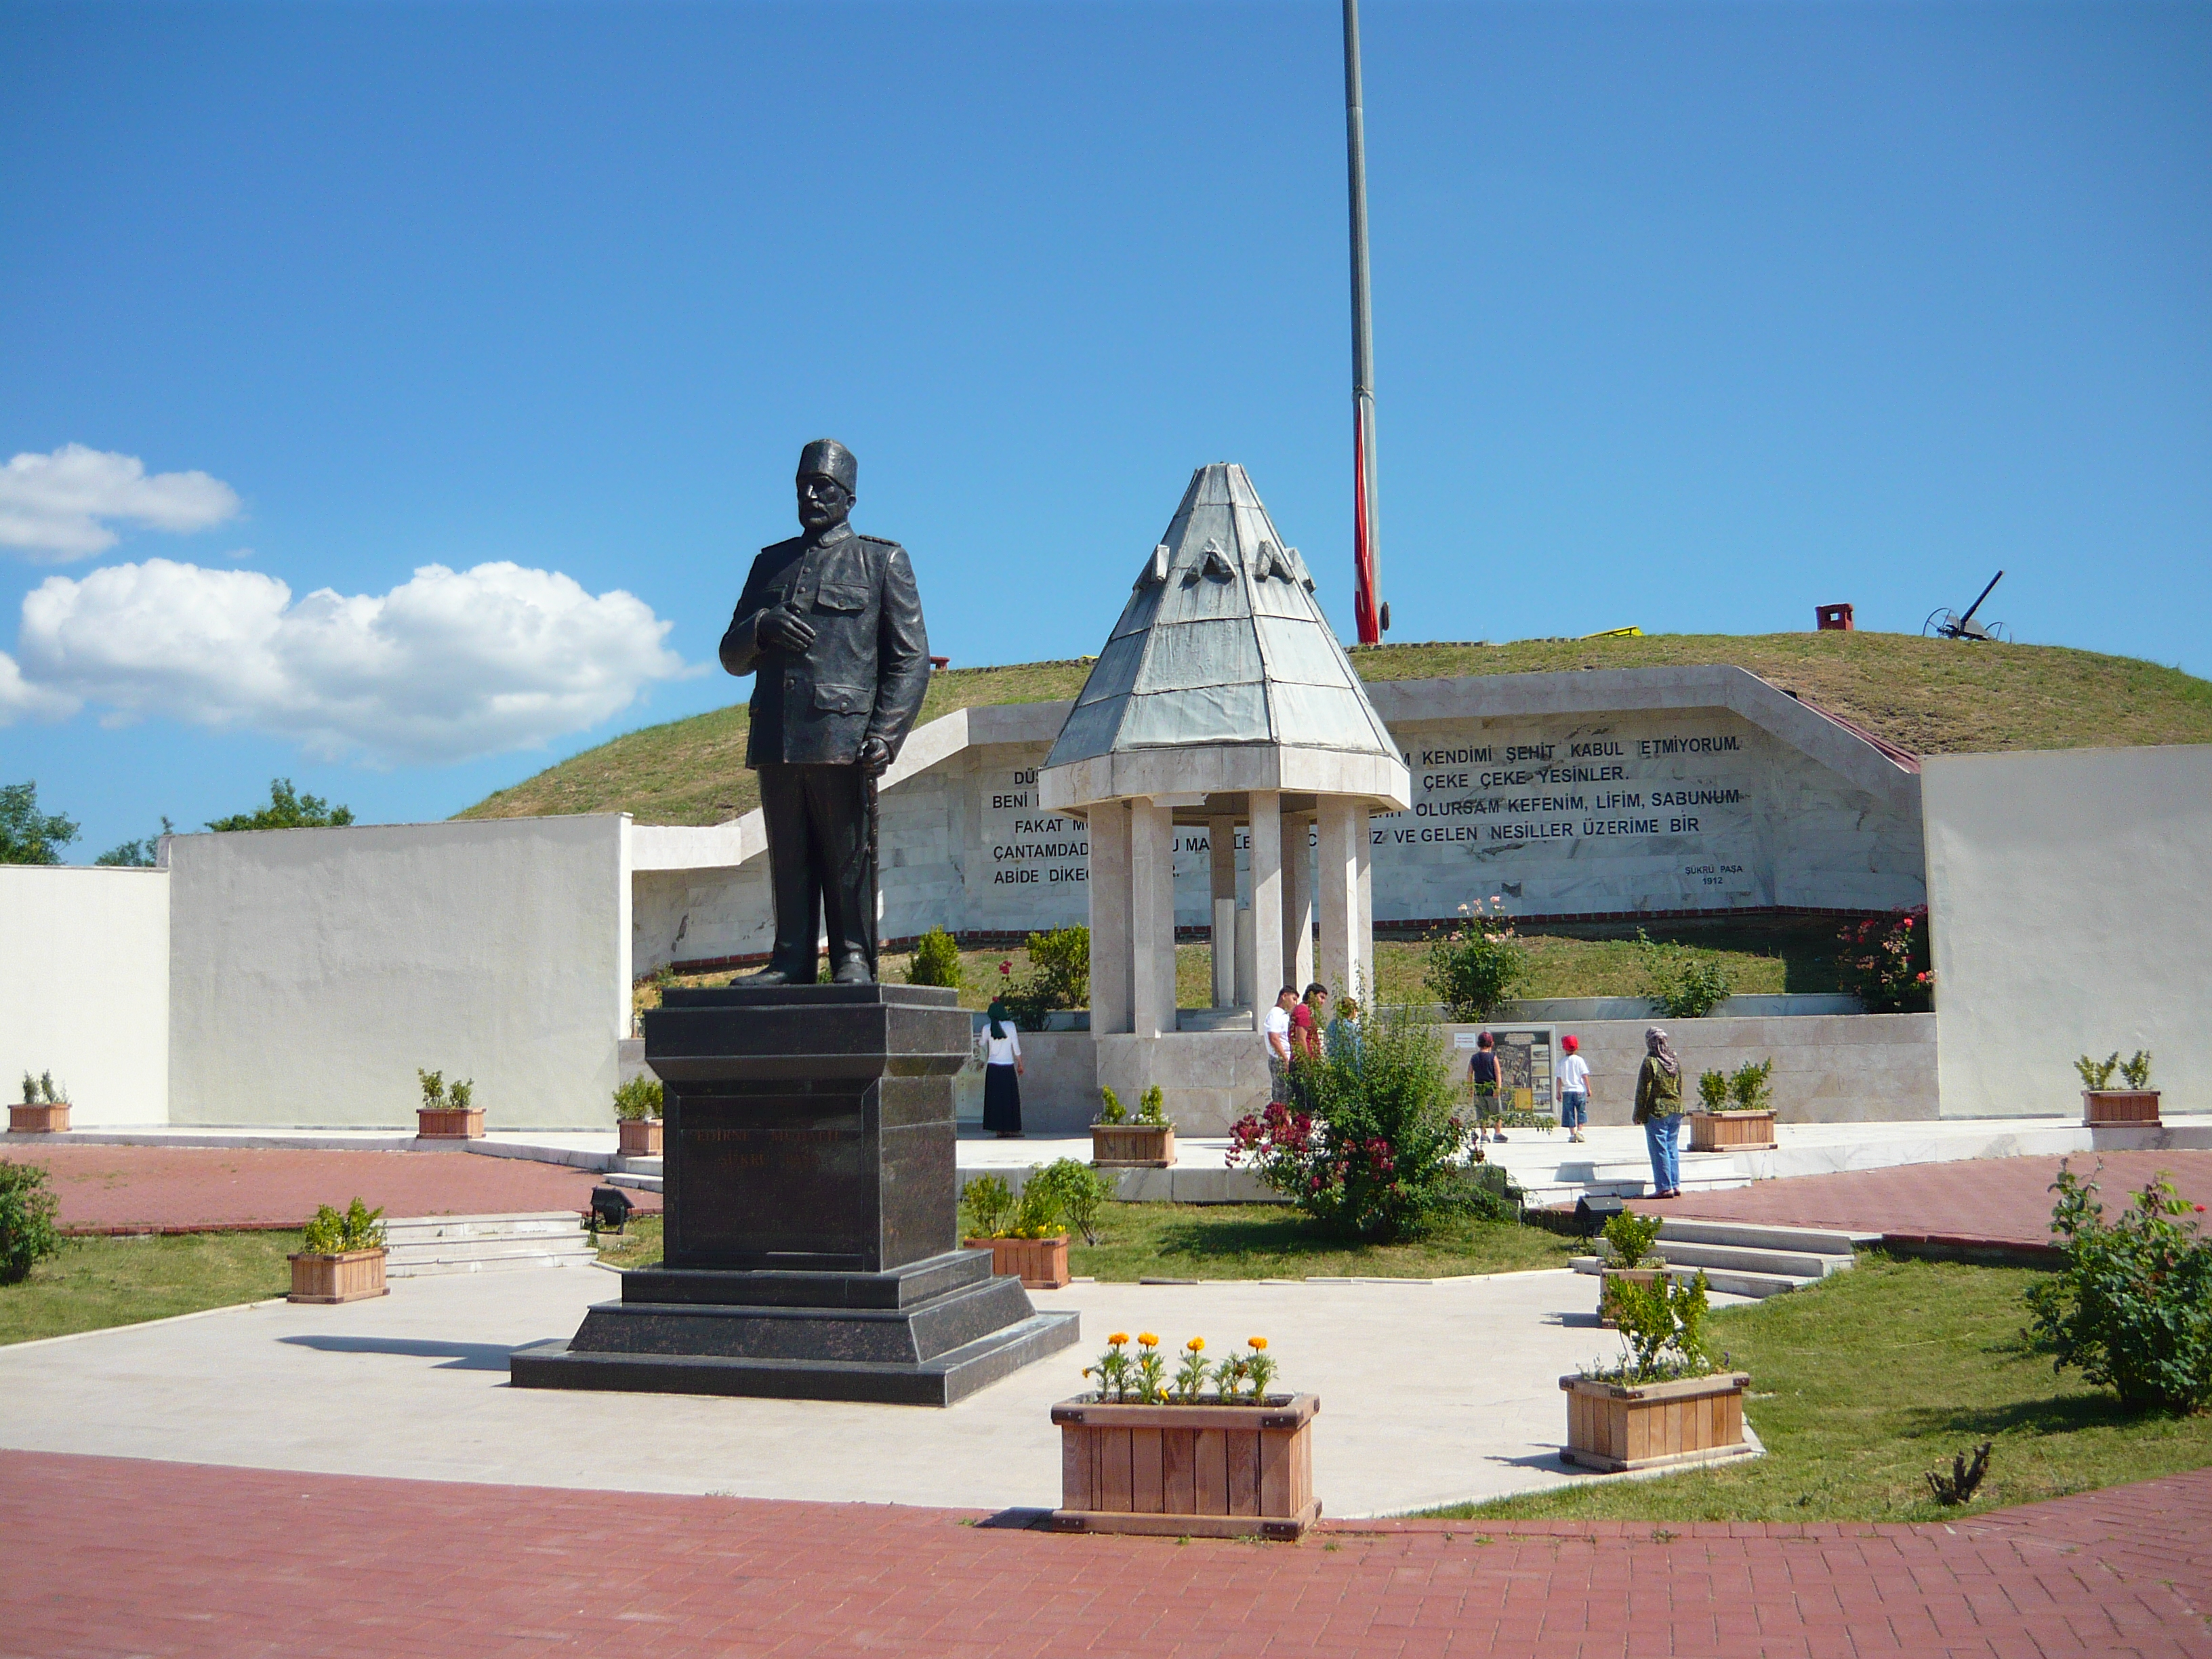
[1263, 982, 1362, 1101]
[1465, 1025, 1689, 1200]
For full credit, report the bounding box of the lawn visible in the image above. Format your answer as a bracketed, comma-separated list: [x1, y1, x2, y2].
[0, 1229, 304, 1346]
[593, 1206, 1577, 1282]
[1425, 1253, 2212, 1524]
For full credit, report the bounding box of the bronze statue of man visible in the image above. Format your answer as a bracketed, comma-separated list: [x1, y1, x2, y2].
[720, 440, 930, 985]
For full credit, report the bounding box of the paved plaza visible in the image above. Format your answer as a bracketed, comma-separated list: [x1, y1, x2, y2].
[5, 1450, 2208, 1658]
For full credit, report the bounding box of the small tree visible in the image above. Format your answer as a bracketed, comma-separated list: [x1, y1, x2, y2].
[1029, 1158, 1116, 1245]
[1005, 926, 1089, 1029]
[0, 1161, 63, 1284]
[1422, 898, 1527, 1021]
[302, 1197, 387, 1255]
[1637, 930, 1734, 1019]
[906, 926, 964, 989]
[959, 1174, 1015, 1240]
[206, 779, 354, 832]
[612, 1077, 663, 1121]
[95, 817, 174, 867]
[1728, 1058, 1774, 1111]
[1696, 1069, 1729, 1110]
[0, 781, 78, 866]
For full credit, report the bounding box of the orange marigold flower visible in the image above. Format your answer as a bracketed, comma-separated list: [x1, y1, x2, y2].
[1248, 1337, 1268, 1350]
[1107, 1332, 1130, 1346]
[1187, 1337, 1205, 1351]
[1137, 1332, 1160, 1347]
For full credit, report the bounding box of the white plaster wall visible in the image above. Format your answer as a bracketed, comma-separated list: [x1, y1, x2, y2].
[1925, 745, 2212, 1118]
[168, 815, 631, 1128]
[0, 865, 169, 1126]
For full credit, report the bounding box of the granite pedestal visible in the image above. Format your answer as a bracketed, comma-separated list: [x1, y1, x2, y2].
[511, 984, 1078, 1406]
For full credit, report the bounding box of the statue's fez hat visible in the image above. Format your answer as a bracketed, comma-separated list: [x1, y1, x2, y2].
[797, 439, 857, 493]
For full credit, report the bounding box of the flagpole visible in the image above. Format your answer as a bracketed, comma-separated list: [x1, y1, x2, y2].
[1344, 0, 1384, 644]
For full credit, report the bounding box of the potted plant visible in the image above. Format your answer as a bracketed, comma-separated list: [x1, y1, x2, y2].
[1688, 1059, 1778, 1151]
[2078, 1051, 2160, 1127]
[613, 1076, 663, 1156]
[1091, 1083, 1176, 1168]
[1597, 1210, 1667, 1329]
[960, 1171, 1071, 1289]
[288, 1197, 390, 1303]
[10, 1071, 70, 1134]
[414, 1069, 484, 1139]
[1052, 1332, 1320, 1539]
[1562, 1269, 1754, 1473]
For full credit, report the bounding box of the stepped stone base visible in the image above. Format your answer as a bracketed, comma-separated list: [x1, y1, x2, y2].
[510, 1248, 1079, 1406]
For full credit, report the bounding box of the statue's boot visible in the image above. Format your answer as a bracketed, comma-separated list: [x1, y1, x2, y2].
[741, 963, 801, 985]
[831, 955, 874, 986]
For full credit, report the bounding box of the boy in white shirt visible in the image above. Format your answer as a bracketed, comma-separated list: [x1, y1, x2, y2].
[1557, 1033, 1591, 1143]
[1264, 985, 1298, 1104]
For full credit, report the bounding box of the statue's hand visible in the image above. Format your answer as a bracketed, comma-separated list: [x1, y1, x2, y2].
[859, 737, 893, 778]
[756, 606, 817, 652]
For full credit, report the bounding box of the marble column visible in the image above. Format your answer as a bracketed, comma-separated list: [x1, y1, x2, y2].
[1282, 810, 1315, 994]
[1208, 813, 1239, 1008]
[1316, 799, 1373, 1002]
[1129, 798, 1177, 1039]
[1086, 800, 1132, 1036]
[1246, 794, 1285, 1011]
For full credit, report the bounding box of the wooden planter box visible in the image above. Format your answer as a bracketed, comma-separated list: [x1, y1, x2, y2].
[2083, 1089, 2160, 1128]
[1689, 1109, 1776, 1151]
[1597, 1263, 1667, 1330]
[288, 1248, 389, 1305]
[1051, 1393, 1320, 1540]
[1091, 1122, 1176, 1168]
[8, 1103, 70, 1133]
[617, 1118, 663, 1156]
[1561, 1370, 1754, 1473]
[966, 1234, 1071, 1290]
[416, 1107, 485, 1140]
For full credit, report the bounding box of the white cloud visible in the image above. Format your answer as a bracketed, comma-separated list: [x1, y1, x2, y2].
[0, 649, 79, 724]
[0, 444, 243, 561]
[15, 558, 692, 763]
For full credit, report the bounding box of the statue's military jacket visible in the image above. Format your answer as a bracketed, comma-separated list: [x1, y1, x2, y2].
[719, 523, 930, 769]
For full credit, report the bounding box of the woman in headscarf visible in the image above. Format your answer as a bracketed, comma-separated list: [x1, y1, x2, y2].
[981, 998, 1025, 1139]
[1633, 1026, 1685, 1198]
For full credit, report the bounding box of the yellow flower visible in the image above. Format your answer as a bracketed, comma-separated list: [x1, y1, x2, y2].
[1248, 1337, 1268, 1351]
[1137, 1332, 1160, 1347]
[1107, 1332, 1130, 1347]
[1187, 1337, 1205, 1352]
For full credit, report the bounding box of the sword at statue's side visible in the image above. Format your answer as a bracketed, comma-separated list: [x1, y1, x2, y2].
[865, 771, 881, 983]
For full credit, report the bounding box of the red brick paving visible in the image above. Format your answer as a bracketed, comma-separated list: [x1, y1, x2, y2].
[0, 1145, 659, 1233]
[2, 1451, 2207, 1658]
[1633, 1151, 2212, 1252]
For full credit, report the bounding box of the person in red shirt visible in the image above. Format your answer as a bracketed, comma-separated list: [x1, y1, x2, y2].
[1292, 983, 1328, 1061]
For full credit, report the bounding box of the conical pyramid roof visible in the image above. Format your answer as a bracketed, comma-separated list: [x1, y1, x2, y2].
[1040, 464, 1410, 812]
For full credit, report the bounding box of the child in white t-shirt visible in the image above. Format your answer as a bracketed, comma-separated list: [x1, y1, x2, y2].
[1557, 1034, 1591, 1143]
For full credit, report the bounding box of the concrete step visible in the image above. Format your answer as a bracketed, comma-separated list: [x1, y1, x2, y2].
[613, 1155, 662, 1176]
[1658, 1218, 1879, 1256]
[382, 1211, 586, 1243]
[387, 1244, 598, 1277]
[380, 1212, 596, 1278]
[1570, 1256, 1823, 1301]
[1632, 1240, 1851, 1279]
[607, 1172, 663, 1193]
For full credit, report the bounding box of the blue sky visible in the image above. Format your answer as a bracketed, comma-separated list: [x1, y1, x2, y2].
[3, 0, 2206, 858]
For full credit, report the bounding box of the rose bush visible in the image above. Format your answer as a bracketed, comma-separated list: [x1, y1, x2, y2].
[1839, 905, 1933, 1013]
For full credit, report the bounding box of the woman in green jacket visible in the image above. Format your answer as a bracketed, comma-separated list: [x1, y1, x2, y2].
[1633, 1026, 1685, 1198]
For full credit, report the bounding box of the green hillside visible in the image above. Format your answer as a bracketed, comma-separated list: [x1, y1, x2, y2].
[457, 632, 2212, 827]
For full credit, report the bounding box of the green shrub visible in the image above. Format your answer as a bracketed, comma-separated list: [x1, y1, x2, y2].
[0, 1161, 62, 1284]
[2121, 1051, 2154, 1090]
[1696, 1069, 1729, 1110]
[1096, 1086, 1125, 1126]
[1728, 1058, 1774, 1111]
[1602, 1210, 1664, 1269]
[1029, 1158, 1115, 1245]
[417, 1069, 445, 1107]
[960, 1174, 1015, 1240]
[612, 1076, 663, 1121]
[1422, 900, 1527, 1021]
[2025, 1163, 2212, 1414]
[1005, 926, 1090, 1029]
[1010, 1172, 1063, 1237]
[1637, 931, 1734, 1019]
[301, 1197, 386, 1256]
[1227, 1006, 1475, 1242]
[907, 926, 964, 989]
[1603, 1270, 1715, 1384]
[1136, 1084, 1167, 1126]
[2077, 1051, 2154, 1090]
[447, 1078, 473, 1111]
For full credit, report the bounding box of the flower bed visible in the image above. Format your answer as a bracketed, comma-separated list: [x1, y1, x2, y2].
[2083, 1090, 2160, 1128]
[417, 1107, 484, 1139]
[7, 1103, 69, 1134]
[617, 1118, 663, 1155]
[1688, 1110, 1776, 1151]
[968, 1234, 1069, 1288]
[1090, 1123, 1174, 1167]
[1561, 1370, 1753, 1473]
[289, 1248, 389, 1305]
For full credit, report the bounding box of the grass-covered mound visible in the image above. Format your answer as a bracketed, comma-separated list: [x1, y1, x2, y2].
[459, 632, 2212, 827]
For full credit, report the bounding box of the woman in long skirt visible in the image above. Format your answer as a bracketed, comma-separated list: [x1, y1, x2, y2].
[981, 998, 1024, 1137]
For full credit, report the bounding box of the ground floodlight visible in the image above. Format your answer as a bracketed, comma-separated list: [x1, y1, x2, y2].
[591, 1185, 635, 1233]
